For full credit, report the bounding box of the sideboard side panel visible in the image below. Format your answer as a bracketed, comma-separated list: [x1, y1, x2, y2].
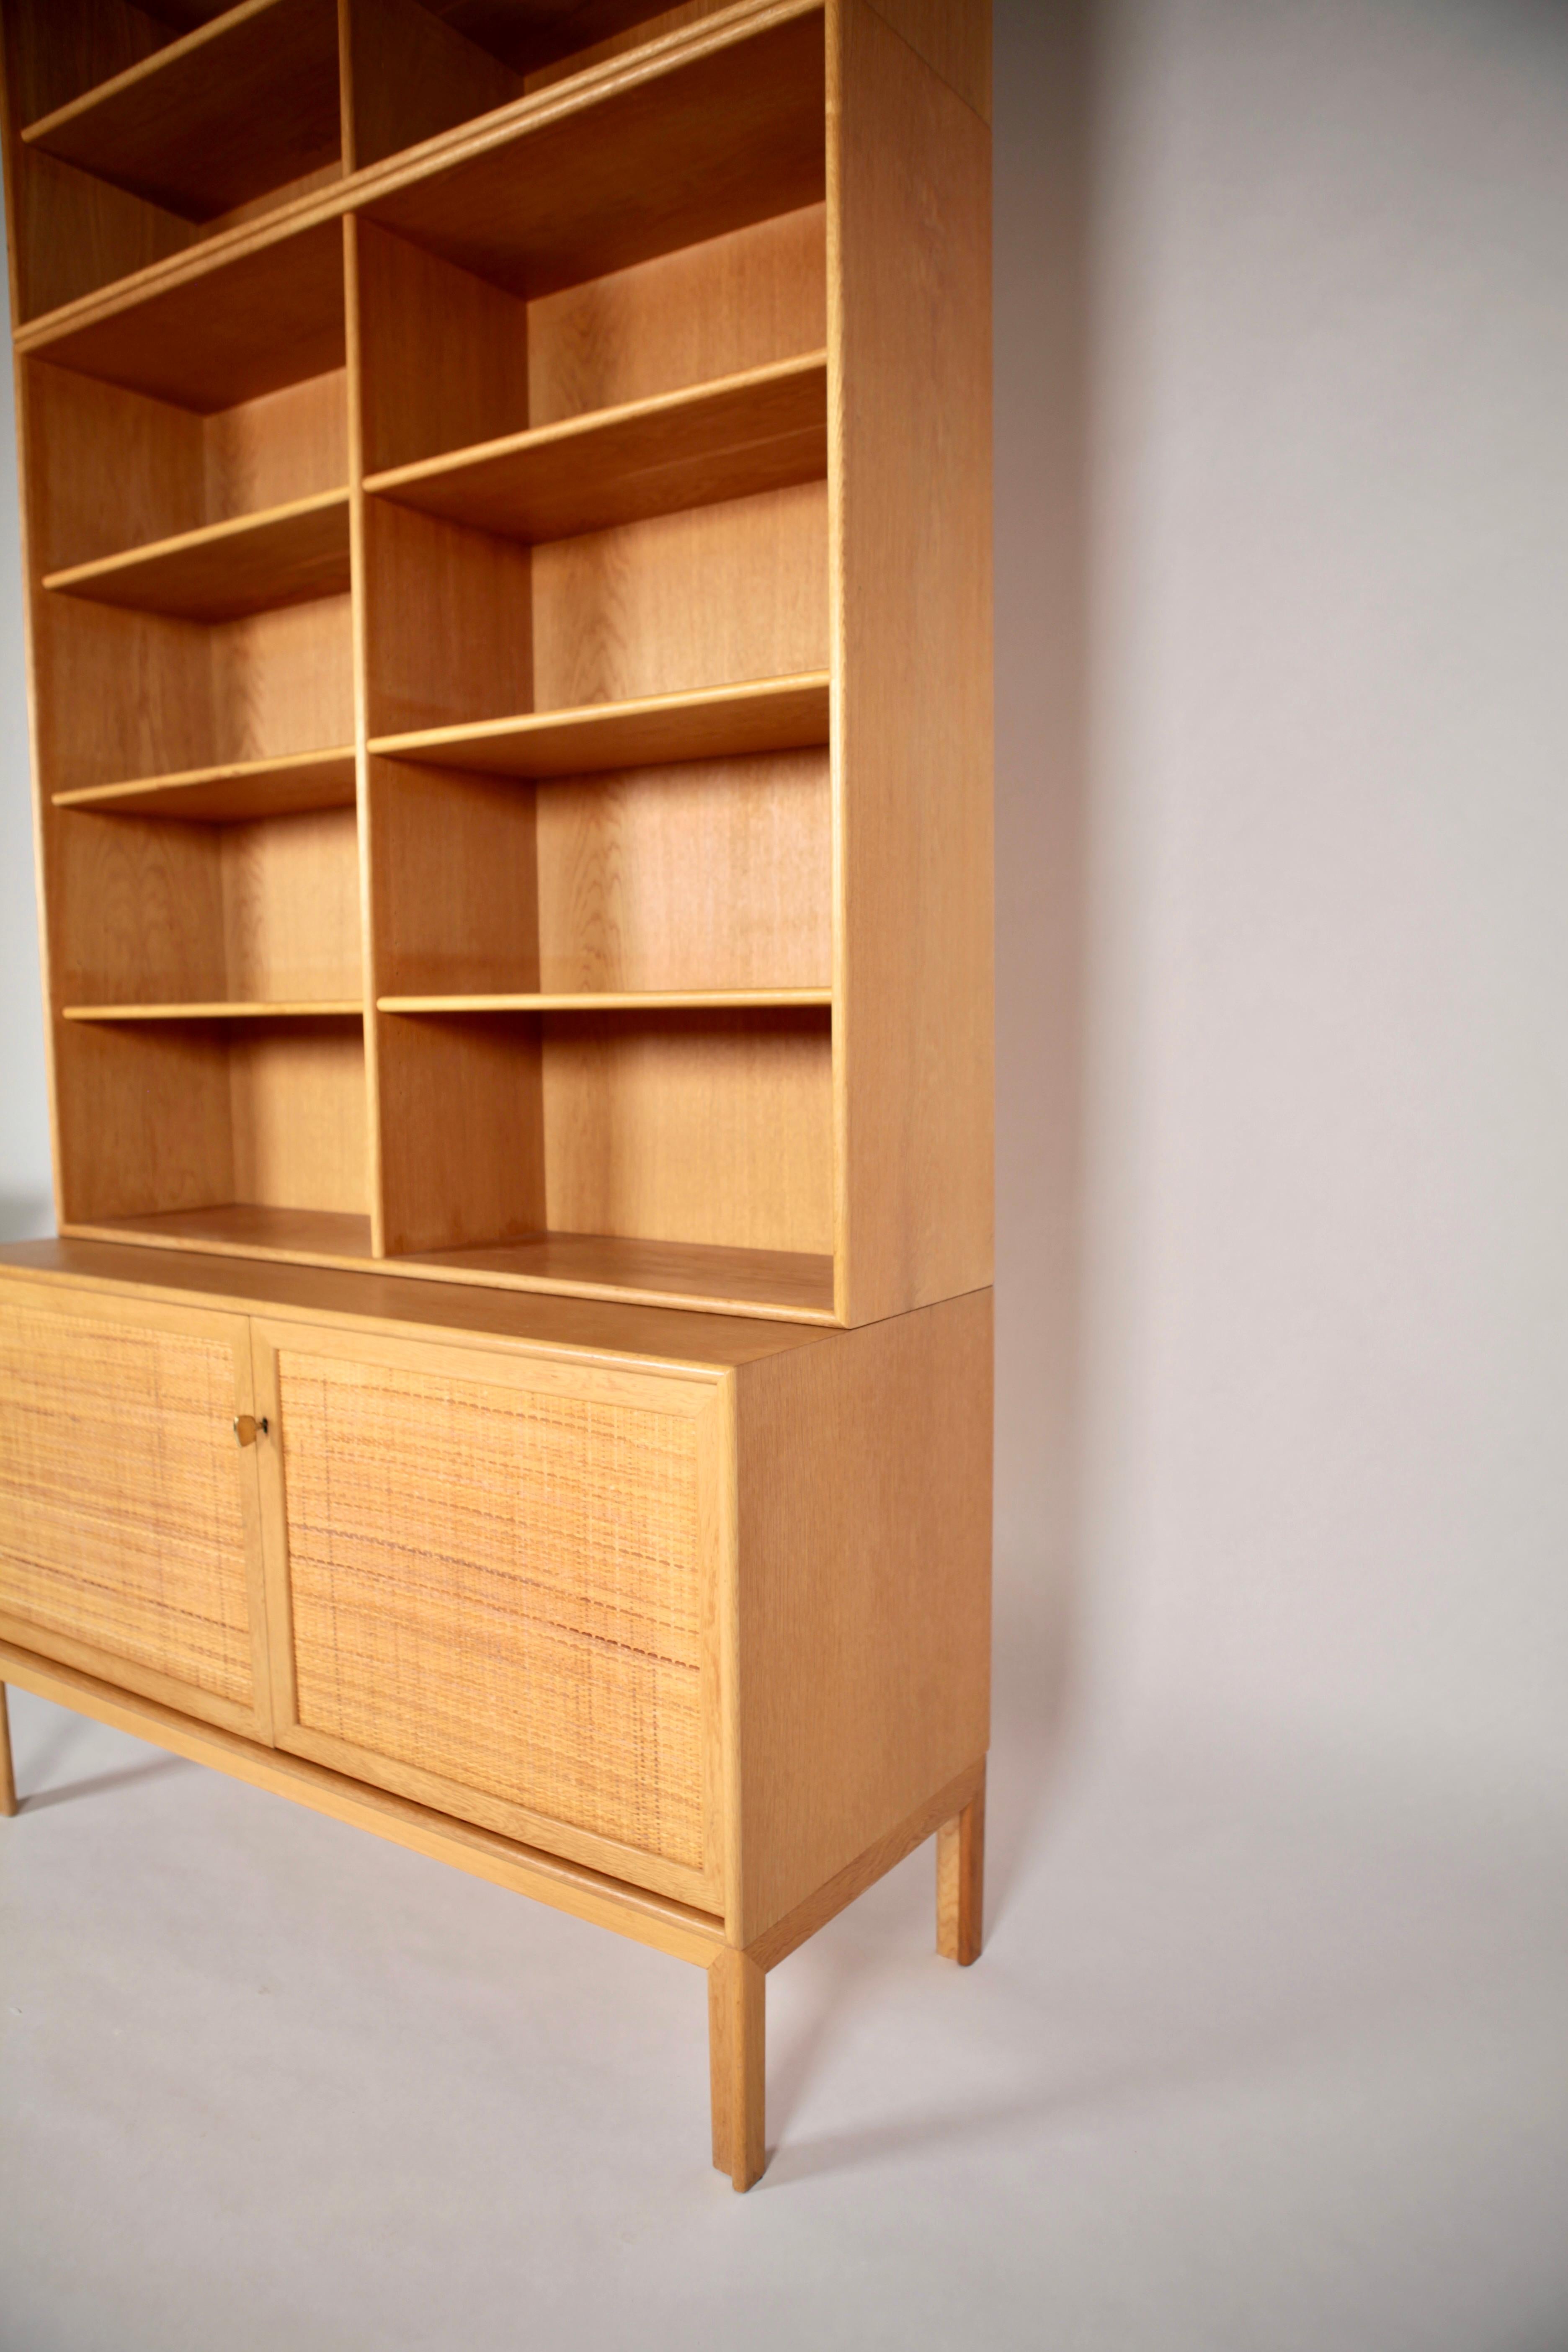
[732, 1287, 993, 1944]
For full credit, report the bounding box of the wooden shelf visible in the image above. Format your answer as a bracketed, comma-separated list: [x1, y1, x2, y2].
[365, 353, 828, 543]
[53, 748, 358, 822]
[61, 1207, 836, 1320]
[398, 1232, 837, 1322]
[28, 216, 347, 411]
[62, 1205, 374, 1268]
[44, 491, 351, 622]
[22, 0, 342, 224]
[370, 673, 831, 780]
[62, 1001, 362, 1023]
[378, 991, 831, 1016]
[361, 9, 825, 301]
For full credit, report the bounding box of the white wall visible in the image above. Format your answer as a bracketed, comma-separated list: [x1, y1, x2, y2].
[3, 0, 1565, 1790]
[995, 0, 1568, 1785]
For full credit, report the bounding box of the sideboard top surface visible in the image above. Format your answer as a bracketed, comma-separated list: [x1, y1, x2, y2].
[0, 1238, 834, 1372]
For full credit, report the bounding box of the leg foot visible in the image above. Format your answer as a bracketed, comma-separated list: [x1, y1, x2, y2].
[708, 1947, 766, 2190]
[0, 1686, 16, 1818]
[936, 1765, 985, 1964]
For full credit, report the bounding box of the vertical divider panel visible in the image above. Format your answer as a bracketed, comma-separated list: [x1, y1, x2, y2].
[343, 210, 386, 1252]
[336, 0, 359, 177]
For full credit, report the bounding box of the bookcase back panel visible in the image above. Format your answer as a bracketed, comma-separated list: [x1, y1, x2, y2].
[227, 1024, 368, 1214]
[534, 753, 830, 995]
[369, 759, 541, 998]
[47, 797, 362, 1010]
[374, 1012, 547, 1254]
[35, 593, 355, 794]
[212, 597, 356, 767]
[526, 204, 826, 430]
[203, 372, 349, 524]
[54, 1021, 236, 1222]
[54, 1019, 369, 1225]
[362, 498, 534, 738]
[542, 1008, 832, 1256]
[35, 603, 211, 795]
[27, 359, 206, 572]
[530, 482, 828, 712]
[48, 810, 227, 1006]
[217, 810, 362, 1002]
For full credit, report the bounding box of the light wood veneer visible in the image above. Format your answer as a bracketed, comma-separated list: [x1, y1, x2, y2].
[0, 0, 993, 2189]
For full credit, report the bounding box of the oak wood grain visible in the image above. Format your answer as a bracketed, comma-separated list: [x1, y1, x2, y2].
[708, 1945, 766, 2188]
[731, 1290, 993, 1943]
[831, 0, 993, 1322]
[23, 0, 343, 223]
[44, 490, 351, 621]
[936, 1764, 985, 1964]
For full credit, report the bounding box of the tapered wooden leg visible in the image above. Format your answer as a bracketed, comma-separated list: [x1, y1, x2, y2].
[936, 1766, 985, 1964]
[708, 1947, 766, 2190]
[0, 1686, 17, 1818]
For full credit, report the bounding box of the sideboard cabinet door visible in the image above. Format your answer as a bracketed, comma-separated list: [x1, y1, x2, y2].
[0, 1281, 272, 1736]
[249, 1323, 728, 1914]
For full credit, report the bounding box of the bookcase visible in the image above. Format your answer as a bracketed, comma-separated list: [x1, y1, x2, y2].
[0, 0, 992, 2189]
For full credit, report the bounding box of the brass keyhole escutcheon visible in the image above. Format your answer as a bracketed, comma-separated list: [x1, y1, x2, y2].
[233, 1415, 269, 1447]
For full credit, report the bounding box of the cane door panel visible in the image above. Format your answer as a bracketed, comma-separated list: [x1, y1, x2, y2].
[250, 1322, 727, 1911]
[0, 1278, 270, 1736]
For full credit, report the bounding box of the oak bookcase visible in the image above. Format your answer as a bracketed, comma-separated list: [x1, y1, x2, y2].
[0, 0, 992, 2189]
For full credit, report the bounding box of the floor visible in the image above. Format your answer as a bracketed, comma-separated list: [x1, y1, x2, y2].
[2, 1645, 1565, 2352]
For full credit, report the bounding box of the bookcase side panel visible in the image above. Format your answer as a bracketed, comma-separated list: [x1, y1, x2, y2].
[831, 0, 993, 1326]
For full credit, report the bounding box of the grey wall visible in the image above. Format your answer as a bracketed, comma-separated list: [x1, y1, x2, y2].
[995, 0, 1568, 1786]
[3, 0, 1565, 1787]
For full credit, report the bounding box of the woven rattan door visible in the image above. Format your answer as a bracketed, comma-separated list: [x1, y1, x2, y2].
[249, 1322, 729, 1913]
[0, 1281, 272, 1736]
